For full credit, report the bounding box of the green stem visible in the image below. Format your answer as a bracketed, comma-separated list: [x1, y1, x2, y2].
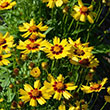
[98, 10, 110, 27]
[68, 19, 74, 32]
[100, 102, 107, 110]
[90, 93, 99, 110]
[88, 93, 94, 104]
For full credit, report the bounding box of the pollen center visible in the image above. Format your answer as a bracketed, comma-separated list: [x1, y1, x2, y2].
[54, 46, 61, 52]
[26, 43, 40, 50]
[74, 49, 85, 56]
[79, 59, 90, 66]
[0, 2, 9, 8]
[32, 90, 40, 97]
[56, 82, 64, 90]
[50, 44, 64, 55]
[0, 38, 6, 46]
[28, 26, 39, 32]
[80, 6, 88, 14]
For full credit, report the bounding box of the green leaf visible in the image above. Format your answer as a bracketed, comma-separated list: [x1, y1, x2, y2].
[43, 27, 54, 35]
[71, 29, 84, 35]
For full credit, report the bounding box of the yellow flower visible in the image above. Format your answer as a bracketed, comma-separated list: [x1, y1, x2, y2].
[19, 19, 48, 38]
[44, 74, 77, 100]
[43, 36, 71, 59]
[69, 99, 88, 110]
[104, 86, 110, 102]
[58, 104, 66, 110]
[19, 80, 51, 107]
[0, 98, 3, 102]
[68, 38, 93, 60]
[81, 78, 108, 93]
[71, 0, 96, 23]
[30, 67, 41, 78]
[0, 0, 16, 10]
[17, 39, 47, 54]
[68, 38, 98, 68]
[0, 32, 15, 53]
[42, 0, 68, 8]
[0, 50, 11, 66]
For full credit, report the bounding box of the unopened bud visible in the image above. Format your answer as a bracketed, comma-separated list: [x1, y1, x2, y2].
[28, 62, 35, 69]
[41, 62, 48, 70]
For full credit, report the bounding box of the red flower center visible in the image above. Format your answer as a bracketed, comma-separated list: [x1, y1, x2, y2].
[28, 88, 42, 99]
[26, 43, 40, 50]
[28, 26, 39, 32]
[29, 34, 38, 42]
[80, 6, 88, 15]
[50, 44, 64, 55]
[53, 81, 67, 93]
[90, 84, 102, 90]
[79, 59, 90, 66]
[74, 48, 85, 56]
[0, 2, 9, 8]
[0, 38, 6, 46]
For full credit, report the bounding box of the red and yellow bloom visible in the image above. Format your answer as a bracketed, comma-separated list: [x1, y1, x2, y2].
[0, 32, 15, 53]
[43, 36, 71, 59]
[19, 19, 48, 38]
[81, 78, 108, 93]
[44, 74, 77, 100]
[17, 39, 47, 54]
[0, 0, 16, 10]
[71, 0, 96, 23]
[19, 80, 51, 107]
[42, 0, 68, 8]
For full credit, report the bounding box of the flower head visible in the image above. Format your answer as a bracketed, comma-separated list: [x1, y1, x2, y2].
[71, 0, 96, 23]
[30, 67, 41, 78]
[44, 74, 77, 100]
[19, 19, 48, 38]
[0, 0, 16, 10]
[68, 38, 98, 68]
[17, 39, 47, 54]
[0, 32, 15, 53]
[43, 36, 71, 59]
[42, 0, 68, 8]
[81, 78, 108, 93]
[19, 80, 51, 107]
[0, 50, 11, 66]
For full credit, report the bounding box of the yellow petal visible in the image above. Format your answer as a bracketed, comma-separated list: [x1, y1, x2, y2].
[87, 13, 94, 24]
[19, 95, 30, 103]
[37, 97, 46, 105]
[19, 89, 28, 95]
[80, 14, 86, 22]
[53, 36, 60, 45]
[53, 92, 62, 100]
[63, 91, 72, 100]
[72, 12, 81, 20]
[78, 0, 84, 7]
[56, 0, 63, 7]
[30, 98, 37, 106]
[73, 5, 80, 12]
[34, 80, 41, 89]
[24, 84, 33, 92]
[58, 104, 66, 110]
[57, 74, 64, 82]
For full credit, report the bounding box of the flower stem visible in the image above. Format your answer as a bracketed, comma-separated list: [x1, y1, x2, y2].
[100, 102, 107, 110]
[90, 93, 99, 110]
